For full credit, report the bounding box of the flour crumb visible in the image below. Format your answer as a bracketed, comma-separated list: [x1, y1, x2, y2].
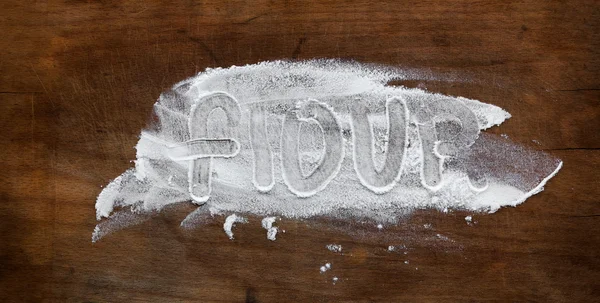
[332, 276, 339, 284]
[326, 244, 342, 253]
[465, 215, 474, 226]
[388, 244, 407, 252]
[223, 214, 247, 240]
[261, 216, 278, 241]
[320, 262, 332, 273]
[377, 224, 384, 230]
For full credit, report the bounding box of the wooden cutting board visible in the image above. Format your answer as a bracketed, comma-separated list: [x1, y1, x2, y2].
[1, 1, 598, 301]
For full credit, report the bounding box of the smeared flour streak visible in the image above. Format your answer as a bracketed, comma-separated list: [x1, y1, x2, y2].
[223, 214, 247, 240]
[93, 59, 562, 242]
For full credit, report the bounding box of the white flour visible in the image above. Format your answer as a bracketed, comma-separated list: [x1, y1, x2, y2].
[261, 217, 278, 241]
[320, 263, 332, 273]
[223, 214, 247, 240]
[93, 60, 562, 242]
[326, 244, 343, 253]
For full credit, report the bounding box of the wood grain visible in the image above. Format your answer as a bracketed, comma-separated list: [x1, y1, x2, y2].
[1, 1, 598, 301]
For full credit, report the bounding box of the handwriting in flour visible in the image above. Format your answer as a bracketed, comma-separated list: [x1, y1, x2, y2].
[170, 92, 482, 202]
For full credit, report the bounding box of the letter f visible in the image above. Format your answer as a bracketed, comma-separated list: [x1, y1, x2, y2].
[168, 92, 242, 203]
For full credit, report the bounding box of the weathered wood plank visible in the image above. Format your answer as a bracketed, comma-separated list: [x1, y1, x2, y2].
[1, 1, 598, 301]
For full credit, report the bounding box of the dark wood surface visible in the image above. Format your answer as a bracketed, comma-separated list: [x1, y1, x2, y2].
[1, 1, 598, 302]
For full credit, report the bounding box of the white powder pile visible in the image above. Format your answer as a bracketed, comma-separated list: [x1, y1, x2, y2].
[326, 244, 343, 253]
[261, 217, 278, 241]
[93, 59, 562, 241]
[320, 263, 332, 273]
[223, 214, 247, 240]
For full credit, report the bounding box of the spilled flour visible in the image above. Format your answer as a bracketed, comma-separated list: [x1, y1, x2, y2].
[465, 215, 474, 226]
[93, 59, 562, 242]
[320, 263, 332, 273]
[223, 214, 247, 240]
[326, 244, 343, 253]
[261, 217, 279, 241]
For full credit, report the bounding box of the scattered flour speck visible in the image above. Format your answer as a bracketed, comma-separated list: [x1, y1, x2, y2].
[326, 244, 342, 253]
[320, 262, 332, 273]
[261, 216, 278, 241]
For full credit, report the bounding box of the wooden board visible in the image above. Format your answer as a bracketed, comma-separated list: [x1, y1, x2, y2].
[1, 1, 598, 301]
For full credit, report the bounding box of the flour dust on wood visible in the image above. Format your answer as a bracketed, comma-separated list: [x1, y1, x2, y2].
[93, 60, 562, 242]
